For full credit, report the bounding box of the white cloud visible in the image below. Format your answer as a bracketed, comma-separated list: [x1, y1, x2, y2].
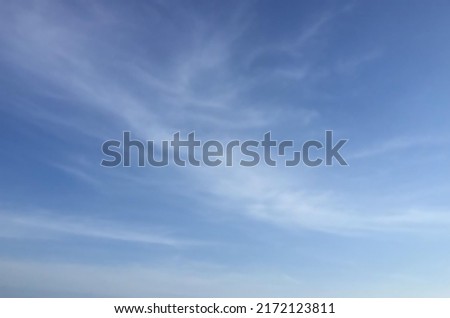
[1, 1, 448, 239]
[0, 211, 202, 247]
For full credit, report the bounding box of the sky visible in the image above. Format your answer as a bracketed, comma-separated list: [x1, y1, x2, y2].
[1, 0, 450, 297]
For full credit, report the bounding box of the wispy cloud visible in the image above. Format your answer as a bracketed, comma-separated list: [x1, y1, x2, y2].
[0, 211, 202, 247]
[2, 1, 447, 238]
[243, 12, 333, 68]
[348, 135, 450, 160]
[191, 165, 450, 235]
[0, 258, 316, 297]
[335, 49, 384, 74]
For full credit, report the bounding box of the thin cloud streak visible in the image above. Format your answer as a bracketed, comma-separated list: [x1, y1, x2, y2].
[0, 212, 203, 247]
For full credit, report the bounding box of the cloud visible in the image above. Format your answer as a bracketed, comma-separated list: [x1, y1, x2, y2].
[1, 256, 449, 297]
[335, 49, 384, 74]
[0, 258, 311, 297]
[191, 165, 450, 235]
[1, 1, 447, 239]
[243, 12, 333, 67]
[348, 135, 449, 160]
[0, 211, 202, 247]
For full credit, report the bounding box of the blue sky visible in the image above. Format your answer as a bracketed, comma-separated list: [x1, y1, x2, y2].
[1, 0, 450, 296]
